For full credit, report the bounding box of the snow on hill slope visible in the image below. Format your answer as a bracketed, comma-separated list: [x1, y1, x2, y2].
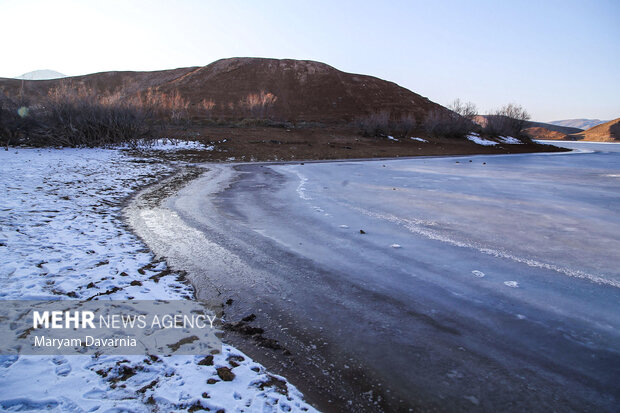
[15, 69, 67, 80]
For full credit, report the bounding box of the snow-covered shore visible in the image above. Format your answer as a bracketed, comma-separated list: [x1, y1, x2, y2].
[0, 147, 316, 412]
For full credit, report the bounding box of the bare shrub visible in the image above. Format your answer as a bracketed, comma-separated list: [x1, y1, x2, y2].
[423, 99, 478, 138]
[200, 99, 216, 118]
[356, 111, 418, 138]
[389, 114, 417, 137]
[141, 88, 190, 124]
[238, 91, 278, 118]
[0, 93, 38, 148]
[357, 111, 390, 136]
[483, 103, 530, 137]
[0, 82, 153, 147]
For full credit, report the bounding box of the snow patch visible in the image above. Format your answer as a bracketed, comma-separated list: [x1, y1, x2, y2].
[138, 138, 213, 151]
[466, 133, 498, 146]
[0, 148, 317, 412]
[497, 136, 522, 144]
[410, 137, 428, 142]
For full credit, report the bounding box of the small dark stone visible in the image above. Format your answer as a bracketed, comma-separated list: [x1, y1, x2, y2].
[216, 367, 235, 381]
[359, 229, 366, 234]
[130, 280, 142, 286]
[198, 355, 214, 366]
[207, 378, 218, 384]
[225, 298, 233, 305]
[241, 314, 256, 322]
[255, 337, 282, 350]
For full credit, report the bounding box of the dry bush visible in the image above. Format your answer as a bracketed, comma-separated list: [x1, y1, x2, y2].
[0, 83, 153, 147]
[390, 114, 417, 137]
[200, 99, 216, 118]
[483, 103, 530, 137]
[140, 88, 190, 123]
[423, 99, 478, 138]
[356, 111, 418, 138]
[357, 111, 390, 136]
[0, 93, 37, 147]
[238, 91, 278, 118]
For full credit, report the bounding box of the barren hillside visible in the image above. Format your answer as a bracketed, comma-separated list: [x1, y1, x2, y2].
[569, 118, 620, 142]
[523, 127, 568, 140]
[0, 58, 449, 124]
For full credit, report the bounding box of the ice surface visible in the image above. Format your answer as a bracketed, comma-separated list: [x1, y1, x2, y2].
[153, 141, 620, 410]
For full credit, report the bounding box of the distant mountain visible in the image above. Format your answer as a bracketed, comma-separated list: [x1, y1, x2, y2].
[15, 70, 66, 80]
[569, 118, 620, 142]
[548, 119, 607, 130]
[474, 116, 583, 135]
[523, 121, 583, 134]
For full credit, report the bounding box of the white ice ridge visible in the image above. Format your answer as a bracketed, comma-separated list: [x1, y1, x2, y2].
[351, 205, 620, 289]
[294, 169, 312, 200]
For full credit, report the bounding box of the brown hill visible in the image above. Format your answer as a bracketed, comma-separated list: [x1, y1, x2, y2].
[0, 57, 449, 124]
[569, 118, 620, 142]
[523, 127, 568, 140]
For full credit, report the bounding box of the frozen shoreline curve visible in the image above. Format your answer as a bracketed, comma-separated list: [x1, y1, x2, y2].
[130, 143, 620, 411]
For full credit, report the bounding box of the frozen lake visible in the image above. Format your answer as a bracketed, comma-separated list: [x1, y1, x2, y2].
[139, 141, 620, 411]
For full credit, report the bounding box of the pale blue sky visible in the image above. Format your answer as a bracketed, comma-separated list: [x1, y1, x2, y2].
[1, 0, 618, 121]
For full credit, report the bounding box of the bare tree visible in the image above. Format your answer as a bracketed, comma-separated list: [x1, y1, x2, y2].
[447, 99, 477, 121]
[423, 98, 478, 138]
[484, 103, 530, 137]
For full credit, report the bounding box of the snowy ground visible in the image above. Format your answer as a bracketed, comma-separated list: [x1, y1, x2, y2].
[0, 147, 317, 412]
